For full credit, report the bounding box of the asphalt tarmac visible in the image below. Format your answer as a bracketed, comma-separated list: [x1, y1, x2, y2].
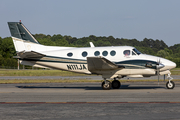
[0, 82, 180, 120]
[0, 75, 180, 80]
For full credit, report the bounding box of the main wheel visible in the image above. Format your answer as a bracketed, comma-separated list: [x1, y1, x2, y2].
[112, 80, 121, 89]
[102, 80, 111, 90]
[166, 81, 175, 89]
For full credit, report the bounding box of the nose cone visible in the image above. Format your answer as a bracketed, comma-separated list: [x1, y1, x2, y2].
[145, 55, 176, 70]
[170, 61, 176, 69]
[162, 59, 176, 70]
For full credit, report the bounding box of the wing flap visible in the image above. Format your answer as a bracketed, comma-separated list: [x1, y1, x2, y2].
[87, 57, 124, 72]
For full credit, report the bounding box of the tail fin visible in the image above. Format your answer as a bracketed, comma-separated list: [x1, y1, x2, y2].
[8, 22, 71, 53]
[8, 22, 39, 44]
[7, 22, 42, 52]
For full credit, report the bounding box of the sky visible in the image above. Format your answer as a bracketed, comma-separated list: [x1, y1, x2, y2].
[1, 0, 180, 46]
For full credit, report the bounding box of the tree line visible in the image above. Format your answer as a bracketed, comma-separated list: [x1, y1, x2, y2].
[0, 34, 180, 68]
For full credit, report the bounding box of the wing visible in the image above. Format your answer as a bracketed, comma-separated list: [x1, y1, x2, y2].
[13, 51, 46, 59]
[87, 57, 124, 72]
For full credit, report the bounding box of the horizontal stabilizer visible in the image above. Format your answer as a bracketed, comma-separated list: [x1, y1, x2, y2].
[87, 57, 124, 72]
[14, 51, 46, 59]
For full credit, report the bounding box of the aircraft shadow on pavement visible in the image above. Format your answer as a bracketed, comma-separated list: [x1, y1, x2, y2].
[120, 85, 165, 89]
[16, 85, 165, 90]
[16, 86, 102, 90]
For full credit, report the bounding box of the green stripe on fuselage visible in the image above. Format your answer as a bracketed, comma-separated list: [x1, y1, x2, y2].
[115, 60, 157, 69]
[21, 56, 157, 70]
[21, 56, 87, 64]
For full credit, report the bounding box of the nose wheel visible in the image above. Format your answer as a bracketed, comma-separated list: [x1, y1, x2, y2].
[166, 74, 175, 89]
[166, 81, 175, 89]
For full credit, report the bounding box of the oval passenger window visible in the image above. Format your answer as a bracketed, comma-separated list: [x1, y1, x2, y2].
[67, 52, 73, 57]
[82, 51, 88, 57]
[110, 50, 116, 56]
[94, 51, 100, 56]
[102, 51, 108, 56]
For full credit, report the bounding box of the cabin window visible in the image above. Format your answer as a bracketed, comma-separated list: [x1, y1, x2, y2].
[94, 51, 100, 56]
[123, 50, 130, 56]
[110, 50, 116, 56]
[82, 51, 88, 57]
[102, 51, 108, 56]
[67, 52, 73, 57]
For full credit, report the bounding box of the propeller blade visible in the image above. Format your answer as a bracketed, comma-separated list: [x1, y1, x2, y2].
[157, 70, 159, 86]
[159, 59, 160, 64]
[156, 58, 164, 69]
[156, 58, 163, 86]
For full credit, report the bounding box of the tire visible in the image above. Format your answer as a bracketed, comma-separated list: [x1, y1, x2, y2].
[112, 80, 121, 89]
[166, 81, 175, 89]
[102, 80, 111, 90]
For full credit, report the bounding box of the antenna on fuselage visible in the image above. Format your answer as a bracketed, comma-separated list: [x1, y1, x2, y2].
[90, 42, 95, 47]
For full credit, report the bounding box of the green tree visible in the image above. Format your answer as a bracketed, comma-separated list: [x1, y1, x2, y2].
[37, 38, 56, 46]
[0, 37, 16, 58]
[157, 50, 170, 58]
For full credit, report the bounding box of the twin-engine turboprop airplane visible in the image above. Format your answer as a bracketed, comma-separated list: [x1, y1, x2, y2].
[8, 22, 176, 90]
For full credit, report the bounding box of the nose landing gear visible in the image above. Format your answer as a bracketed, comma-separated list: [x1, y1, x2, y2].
[166, 74, 175, 89]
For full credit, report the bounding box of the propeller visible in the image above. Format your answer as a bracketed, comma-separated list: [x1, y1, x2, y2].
[156, 58, 164, 85]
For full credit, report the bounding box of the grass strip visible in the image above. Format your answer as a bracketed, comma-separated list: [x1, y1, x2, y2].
[0, 68, 179, 76]
[0, 70, 87, 76]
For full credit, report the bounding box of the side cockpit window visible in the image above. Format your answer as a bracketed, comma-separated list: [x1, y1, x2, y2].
[132, 51, 136, 55]
[123, 50, 130, 56]
[133, 48, 141, 55]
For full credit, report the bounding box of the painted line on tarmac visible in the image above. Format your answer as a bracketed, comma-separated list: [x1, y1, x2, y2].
[0, 102, 180, 104]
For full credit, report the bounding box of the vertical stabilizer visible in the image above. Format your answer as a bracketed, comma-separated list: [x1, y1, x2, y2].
[7, 21, 71, 53]
[8, 22, 39, 44]
[8, 22, 41, 52]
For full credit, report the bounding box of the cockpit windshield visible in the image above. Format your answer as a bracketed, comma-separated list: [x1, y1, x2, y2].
[133, 48, 141, 55]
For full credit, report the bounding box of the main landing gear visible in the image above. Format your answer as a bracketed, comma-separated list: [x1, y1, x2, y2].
[102, 78, 121, 90]
[166, 74, 175, 89]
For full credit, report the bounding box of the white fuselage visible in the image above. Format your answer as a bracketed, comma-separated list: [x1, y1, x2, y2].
[16, 38, 176, 79]
[8, 22, 177, 89]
